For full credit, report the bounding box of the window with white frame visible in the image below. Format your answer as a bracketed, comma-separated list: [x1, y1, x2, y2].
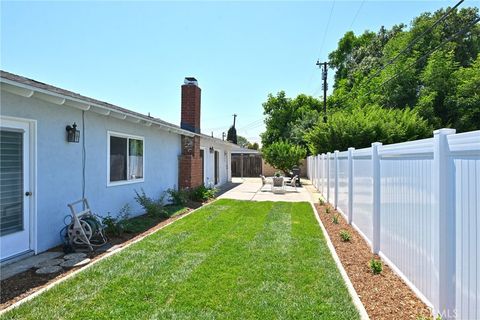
[108, 132, 144, 184]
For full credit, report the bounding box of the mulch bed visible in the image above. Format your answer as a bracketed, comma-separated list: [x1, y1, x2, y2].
[0, 205, 202, 310]
[315, 202, 432, 320]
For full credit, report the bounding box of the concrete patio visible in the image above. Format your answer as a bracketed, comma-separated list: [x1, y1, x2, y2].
[218, 177, 320, 202]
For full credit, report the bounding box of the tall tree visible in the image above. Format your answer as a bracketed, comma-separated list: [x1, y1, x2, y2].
[261, 92, 320, 152]
[327, 6, 480, 132]
[237, 135, 249, 148]
[227, 126, 237, 144]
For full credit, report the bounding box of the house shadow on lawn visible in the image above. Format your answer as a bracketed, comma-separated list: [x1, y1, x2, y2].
[215, 181, 242, 197]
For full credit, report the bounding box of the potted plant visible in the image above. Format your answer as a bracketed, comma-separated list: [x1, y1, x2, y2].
[273, 171, 284, 187]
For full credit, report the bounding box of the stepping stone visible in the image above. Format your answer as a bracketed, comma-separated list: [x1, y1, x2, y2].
[36, 265, 63, 275]
[96, 243, 113, 252]
[1, 251, 63, 280]
[60, 258, 91, 268]
[34, 258, 64, 268]
[63, 253, 87, 260]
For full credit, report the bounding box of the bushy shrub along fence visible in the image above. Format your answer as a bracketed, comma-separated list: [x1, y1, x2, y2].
[307, 128, 480, 320]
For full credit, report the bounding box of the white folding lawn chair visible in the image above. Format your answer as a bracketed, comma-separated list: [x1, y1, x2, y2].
[286, 175, 299, 192]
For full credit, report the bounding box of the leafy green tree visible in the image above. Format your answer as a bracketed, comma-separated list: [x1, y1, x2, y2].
[247, 142, 259, 150]
[327, 6, 480, 131]
[260, 5, 479, 156]
[305, 105, 431, 154]
[452, 55, 480, 131]
[237, 136, 260, 150]
[262, 141, 306, 174]
[261, 92, 320, 152]
[417, 49, 458, 128]
[237, 135, 249, 148]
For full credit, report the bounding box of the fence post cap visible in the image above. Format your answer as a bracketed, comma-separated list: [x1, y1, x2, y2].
[334, 150, 339, 154]
[348, 147, 355, 151]
[372, 142, 383, 147]
[433, 128, 456, 135]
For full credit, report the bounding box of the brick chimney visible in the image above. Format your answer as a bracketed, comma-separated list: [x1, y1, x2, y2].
[181, 77, 201, 133]
[179, 77, 203, 189]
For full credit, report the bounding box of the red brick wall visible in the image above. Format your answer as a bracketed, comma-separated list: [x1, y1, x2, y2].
[180, 84, 201, 133]
[179, 82, 203, 189]
[179, 134, 203, 189]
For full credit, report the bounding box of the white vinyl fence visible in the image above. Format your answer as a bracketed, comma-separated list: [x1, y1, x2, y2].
[307, 129, 480, 319]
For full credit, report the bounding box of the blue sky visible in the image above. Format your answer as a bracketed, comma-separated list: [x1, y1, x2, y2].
[1, 1, 466, 144]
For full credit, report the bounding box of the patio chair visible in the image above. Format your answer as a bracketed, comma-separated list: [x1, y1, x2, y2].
[260, 175, 272, 192]
[285, 175, 298, 192]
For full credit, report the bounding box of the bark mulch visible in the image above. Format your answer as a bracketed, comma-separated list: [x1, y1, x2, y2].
[0, 205, 201, 310]
[315, 202, 433, 320]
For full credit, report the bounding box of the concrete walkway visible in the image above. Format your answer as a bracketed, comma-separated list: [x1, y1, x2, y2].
[218, 177, 321, 203]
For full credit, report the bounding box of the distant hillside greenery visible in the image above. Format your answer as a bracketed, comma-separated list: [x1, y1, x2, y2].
[261, 6, 480, 155]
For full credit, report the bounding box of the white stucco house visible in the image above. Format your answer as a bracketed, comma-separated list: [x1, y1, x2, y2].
[0, 71, 234, 262]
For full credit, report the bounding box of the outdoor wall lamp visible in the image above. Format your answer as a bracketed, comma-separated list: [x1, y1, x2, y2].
[66, 122, 80, 143]
[209, 147, 214, 153]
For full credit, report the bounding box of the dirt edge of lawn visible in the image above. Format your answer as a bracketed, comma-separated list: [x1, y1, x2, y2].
[0, 200, 213, 314]
[314, 202, 433, 320]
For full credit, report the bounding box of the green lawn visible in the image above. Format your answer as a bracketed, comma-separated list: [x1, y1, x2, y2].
[2, 200, 359, 319]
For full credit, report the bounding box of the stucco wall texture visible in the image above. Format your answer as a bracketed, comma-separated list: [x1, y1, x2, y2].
[2, 91, 190, 253]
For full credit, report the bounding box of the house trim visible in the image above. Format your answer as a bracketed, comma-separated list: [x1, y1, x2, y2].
[1, 72, 238, 150]
[0, 76, 194, 138]
[0, 115, 38, 257]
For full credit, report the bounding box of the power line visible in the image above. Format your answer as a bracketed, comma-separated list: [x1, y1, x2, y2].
[338, 0, 470, 105]
[309, 0, 337, 96]
[366, 0, 465, 82]
[379, 16, 480, 89]
[318, 0, 336, 58]
[349, 0, 365, 30]
[238, 119, 264, 130]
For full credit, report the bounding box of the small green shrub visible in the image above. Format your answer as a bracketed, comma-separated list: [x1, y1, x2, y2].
[167, 187, 188, 206]
[370, 258, 383, 275]
[134, 188, 168, 218]
[189, 185, 217, 203]
[101, 204, 131, 237]
[319, 198, 325, 205]
[339, 230, 351, 242]
[325, 207, 331, 214]
[416, 316, 437, 320]
[101, 213, 122, 237]
[332, 214, 339, 224]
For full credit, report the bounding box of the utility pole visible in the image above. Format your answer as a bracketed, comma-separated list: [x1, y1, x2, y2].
[316, 60, 328, 123]
[232, 114, 237, 128]
[222, 132, 225, 141]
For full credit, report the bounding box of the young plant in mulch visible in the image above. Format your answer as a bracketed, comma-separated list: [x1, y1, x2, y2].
[101, 203, 131, 237]
[134, 188, 169, 218]
[325, 207, 331, 214]
[319, 198, 325, 206]
[166, 187, 189, 206]
[332, 214, 339, 224]
[370, 258, 383, 275]
[339, 230, 351, 242]
[416, 315, 443, 320]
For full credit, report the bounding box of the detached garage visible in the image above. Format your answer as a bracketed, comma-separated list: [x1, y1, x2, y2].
[231, 148, 262, 177]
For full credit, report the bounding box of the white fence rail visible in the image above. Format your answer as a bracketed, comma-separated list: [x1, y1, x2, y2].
[307, 129, 480, 319]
